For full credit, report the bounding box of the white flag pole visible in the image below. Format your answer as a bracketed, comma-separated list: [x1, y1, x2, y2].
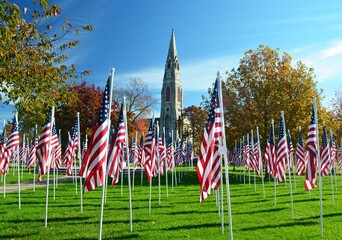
[312, 98, 324, 236]
[217, 71, 233, 239]
[3, 120, 6, 198]
[272, 119, 277, 207]
[45, 107, 55, 227]
[171, 130, 175, 192]
[329, 129, 335, 206]
[21, 133, 25, 180]
[256, 127, 265, 198]
[156, 121, 161, 205]
[164, 127, 168, 198]
[148, 113, 155, 215]
[247, 133, 251, 188]
[123, 97, 133, 232]
[133, 133, 137, 191]
[98, 68, 115, 240]
[281, 111, 294, 219]
[15, 113, 21, 209]
[251, 130, 256, 192]
[77, 112, 83, 213]
[33, 124, 37, 192]
[242, 136, 246, 185]
[141, 132, 144, 186]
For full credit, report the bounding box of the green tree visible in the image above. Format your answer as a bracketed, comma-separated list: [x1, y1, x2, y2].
[0, 0, 93, 133]
[221, 44, 327, 150]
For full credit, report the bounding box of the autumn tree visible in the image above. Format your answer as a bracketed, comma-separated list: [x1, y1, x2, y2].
[182, 105, 207, 153]
[113, 77, 157, 139]
[221, 44, 330, 150]
[0, 0, 93, 133]
[332, 89, 342, 141]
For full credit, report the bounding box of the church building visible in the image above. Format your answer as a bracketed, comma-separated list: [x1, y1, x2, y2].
[159, 29, 183, 143]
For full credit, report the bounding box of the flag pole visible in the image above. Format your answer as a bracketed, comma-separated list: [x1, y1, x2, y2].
[164, 127, 168, 198]
[251, 130, 256, 192]
[123, 97, 133, 232]
[156, 121, 161, 205]
[247, 133, 251, 188]
[313, 98, 323, 236]
[77, 112, 83, 213]
[45, 107, 55, 227]
[33, 125, 37, 192]
[14, 113, 21, 209]
[148, 113, 155, 215]
[257, 127, 265, 198]
[3, 120, 6, 198]
[329, 129, 335, 206]
[133, 133, 137, 191]
[98, 68, 115, 240]
[217, 71, 233, 239]
[141, 132, 144, 186]
[272, 119, 277, 207]
[281, 111, 294, 219]
[171, 130, 174, 192]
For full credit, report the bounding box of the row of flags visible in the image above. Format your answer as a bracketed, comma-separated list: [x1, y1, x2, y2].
[229, 101, 341, 191]
[78, 77, 194, 192]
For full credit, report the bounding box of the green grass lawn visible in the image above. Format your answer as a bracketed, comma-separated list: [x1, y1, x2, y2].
[1, 166, 342, 239]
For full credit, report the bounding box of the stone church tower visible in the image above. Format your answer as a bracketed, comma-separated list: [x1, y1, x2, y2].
[159, 29, 183, 143]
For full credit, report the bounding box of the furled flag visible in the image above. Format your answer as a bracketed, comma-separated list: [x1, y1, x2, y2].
[144, 117, 157, 182]
[64, 117, 79, 175]
[54, 131, 62, 169]
[79, 77, 111, 192]
[295, 128, 306, 176]
[186, 139, 194, 164]
[138, 134, 145, 167]
[0, 127, 8, 175]
[287, 130, 294, 170]
[253, 134, 262, 175]
[320, 124, 330, 176]
[36, 111, 53, 181]
[196, 78, 222, 202]
[50, 123, 60, 169]
[166, 141, 173, 171]
[27, 126, 38, 169]
[305, 103, 318, 191]
[264, 122, 276, 176]
[131, 141, 140, 169]
[175, 139, 184, 167]
[275, 113, 288, 182]
[329, 132, 336, 170]
[6, 118, 20, 160]
[81, 136, 88, 162]
[107, 103, 126, 187]
[338, 142, 342, 170]
[158, 137, 166, 175]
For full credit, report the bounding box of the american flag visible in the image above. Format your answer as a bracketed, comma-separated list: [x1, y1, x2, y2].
[295, 128, 306, 176]
[79, 77, 111, 192]
[196, 78, 222, 202]
[287, 130, 294, 170]
[27, 127, 38, 169]
[264, 122, 276, 176]
[50, 123, 60, 169]
[186, 139, 194, 164]
[54, 131, 62, 169]
[19, 137, 27, 164]
[144, 117, 157, 182]
[320, 124, 330, 176]
[275, 113, 288, 183]
[305, 104, 318, 191]
[0, 127, 9, 175]
[64, 117, 79, 175]
[338, 143, 342, 170]
[175, 139, 184, 167]
[253, 134, 262, 175]
[158, 137, 166, 175]
[107, 103, 126, 187]
[6, 118, 20, 159]
[131, 141, 140, 169]
[166, 141, 174, 170]
[138, 135, 145, 167]
[36, 111, 53, 181]
[329, 132, 336, 169]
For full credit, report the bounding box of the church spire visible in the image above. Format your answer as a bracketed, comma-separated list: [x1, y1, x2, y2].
[167, 29, 177, 61]
[160, 29, 183, 143]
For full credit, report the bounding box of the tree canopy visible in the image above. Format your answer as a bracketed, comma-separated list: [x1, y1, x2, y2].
[220, 44, 336, 150]
[0, 0, 93, 132]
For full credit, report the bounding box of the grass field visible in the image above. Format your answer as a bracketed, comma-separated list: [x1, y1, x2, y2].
[1, 166, 342, 239]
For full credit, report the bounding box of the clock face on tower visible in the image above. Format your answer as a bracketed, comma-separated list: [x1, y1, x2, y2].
[167, 72, 171, 78]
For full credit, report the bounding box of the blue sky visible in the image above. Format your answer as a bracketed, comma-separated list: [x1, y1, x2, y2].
[2, 0, 342, 120]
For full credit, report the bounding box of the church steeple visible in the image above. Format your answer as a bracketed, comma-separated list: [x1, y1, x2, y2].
[160, 29, 183, 143]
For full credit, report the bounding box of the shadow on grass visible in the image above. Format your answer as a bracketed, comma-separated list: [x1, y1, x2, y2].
[235, 207, 287, 215]
[1, 216, 92, 224]
[158, 209, 218, 215]
[240, 220, 317, 231]
[299, 212, 342, 221]
[232, 198, 268, 205]
[160, 222, 222, 231]
[0, 232, 36, 239]
[71, 233, 141, 240]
